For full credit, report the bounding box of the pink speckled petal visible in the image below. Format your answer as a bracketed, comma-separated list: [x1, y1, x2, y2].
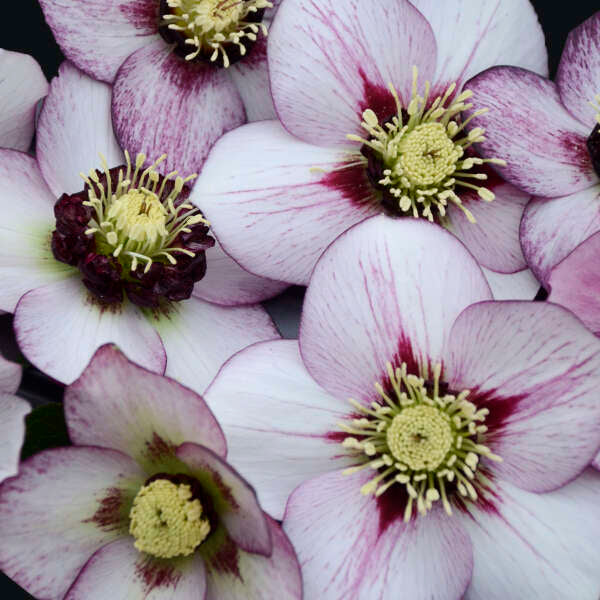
[0, 394, 29, 483]
[467, 66, 597, 197]
[65, 345, 226, 469]
[445, 301, 600, 492]
[268, 0, 437, 147]
[300, 216, 491, 404]
[196, 120, 378, 285]
[284, 468, 472, 600]
[481, 268, 540, 301]
[0, 446, 145, 600]
[39, 0, 159, 82]
[112, 40, 245, 177]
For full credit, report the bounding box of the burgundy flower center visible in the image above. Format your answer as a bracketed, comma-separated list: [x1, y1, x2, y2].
[158, 0, 272, 68]
[51, 152, 214, 308]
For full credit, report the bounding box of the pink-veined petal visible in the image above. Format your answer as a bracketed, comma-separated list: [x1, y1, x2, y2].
[0, 356, 21, 394]
[65, 344, 226, 470]
[0, 50, 48, 151]
[268, 0, 437, 147]
[14, 277, 166, 384]
[0, 394, 30, 483]
[300, 216, 491, 404]
[112, 40, 245, 177]
[467, 66, 597, 197]
[0, 446, 145, 600]
[196, 120, 378, 285]
[38, 0, 159, 83]
[37, 62, 124, 197]
[481, 267, 540, 301]
[445, 301, 600, 492]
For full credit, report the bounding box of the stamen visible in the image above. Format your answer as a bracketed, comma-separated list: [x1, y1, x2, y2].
[590, 94, 600, 125]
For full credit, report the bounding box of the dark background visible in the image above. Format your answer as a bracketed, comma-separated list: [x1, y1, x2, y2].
[0, 0, 598, 598]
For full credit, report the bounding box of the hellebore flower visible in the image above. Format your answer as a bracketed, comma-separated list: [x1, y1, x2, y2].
[196, 0, 547, 295]
[0, 345, 301, 600]
[0, 62, 280, 391]
[467, 11, 600, 288]
[39, 0, 283, 175]
[205, 217, 600, 599]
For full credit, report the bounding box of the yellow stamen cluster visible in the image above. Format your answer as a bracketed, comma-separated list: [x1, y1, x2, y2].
[348, 67, 506, 223]
[163, 0, 273, 66]
[340, 362, 502, 521]
[82, 152, 208, 273]
[591, 93, 600, 125]
[129, 479, 211, 558]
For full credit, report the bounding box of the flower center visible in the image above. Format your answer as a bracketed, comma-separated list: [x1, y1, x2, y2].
[108, 190, 168, 244]
[339, 362, 502, 521]
[129, 478, 211, 559]
[160, 0, 273, 67]
[587, 94, 600, 177]
[348, 67, 506, 224]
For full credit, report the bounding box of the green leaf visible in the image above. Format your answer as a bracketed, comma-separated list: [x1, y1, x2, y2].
[20, 402, 71, 461]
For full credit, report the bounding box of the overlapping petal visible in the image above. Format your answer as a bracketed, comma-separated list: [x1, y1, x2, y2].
[481, 267, 540, 301]
[0, 356, 21, 394]
[0, 394, 30, 483]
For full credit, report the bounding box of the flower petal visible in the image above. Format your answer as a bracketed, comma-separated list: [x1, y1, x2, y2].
[445, 301, 600, 492]
[0, 446, 145, 600]
[268, 0, 437, 147]
[14, 277, 166, 384]
[196, 120, 378, 285]
[0, 394, 30, 482]
[459, 470, 600, 599]
[38, 0, 159, 82]
[0, 356, 21, 394]
[520, 185, 600, 286]
[0, 149, 74, 312]
[467, 66, 597, 197]
[481, 267, 540, 301]
[284, 468, 472, 600]
[193, 239, 288, 306]
[0, 50, 48, 151]
[556, 12, 600, 128]
[37, 62, 124, 197]
[177, 443, 271, 556]
[150, 295, 278, 394]
[65, 538, 207, 600]
[300, 216, 491, 403]
[205, 340, 353, 519]
[112, 40, 246, 177]
[65, 344, 226, 469]
[205, 516, 301, 600]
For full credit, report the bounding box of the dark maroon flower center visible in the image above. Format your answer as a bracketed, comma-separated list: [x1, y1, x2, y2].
[587, 124, 600, 178]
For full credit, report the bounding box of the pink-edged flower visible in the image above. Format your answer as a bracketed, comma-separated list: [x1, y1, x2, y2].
[0, 345, 301, 600]
[196, 0, 547, 294]
[467, 11, 600, 288]
[205, 216, 600, 598]
[0, 354, 29, 484]
[0, 49, 48, 151]
[0, 62, 281, 391]
[39, 0, 282, 176]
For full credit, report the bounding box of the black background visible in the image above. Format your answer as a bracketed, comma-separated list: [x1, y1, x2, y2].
[0, 1, 598, 598]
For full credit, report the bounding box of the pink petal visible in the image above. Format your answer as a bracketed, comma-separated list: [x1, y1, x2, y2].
[481, 267, 540, 301]
[0, 149, 74, 312]
[177, 443, 271, 556]
[205, 340, 354, 519]
[447, 176, 529, 273]
[205, 516, 301, 600]
[37, 62, 124, 197]
[520, 186, 600, 286]
[196, 120, 378, 285]
[445, 301, 600, 492]
[65, 538, 207, 600]
[467, 66, 597, 197]
[38, 0, 159, 83]
[300, 216, 491, 403]
[0, 356, 21, 394]
[284, 469, 472, 599]
[459, 470, 600, 599]
[0, 394, 30, 482]
[548, 231, 600, 336]
[150, 295, 278, 394]
[0, 50, 48, 151]
[0, 446, 145, 600]
[14, 277, 166, 384]
[268, 0, 437, 147]
[556, 12, 600, 128]
[65, 345, 226, 468]
[193, 239, 288, 306]
[112, 40, 246, 177]
[412, 0, 548, 93]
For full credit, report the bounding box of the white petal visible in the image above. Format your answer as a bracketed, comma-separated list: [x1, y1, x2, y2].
[0, 394, 30, 483]
[0, 354, 21, 394]
[481, 267, 540, 300]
